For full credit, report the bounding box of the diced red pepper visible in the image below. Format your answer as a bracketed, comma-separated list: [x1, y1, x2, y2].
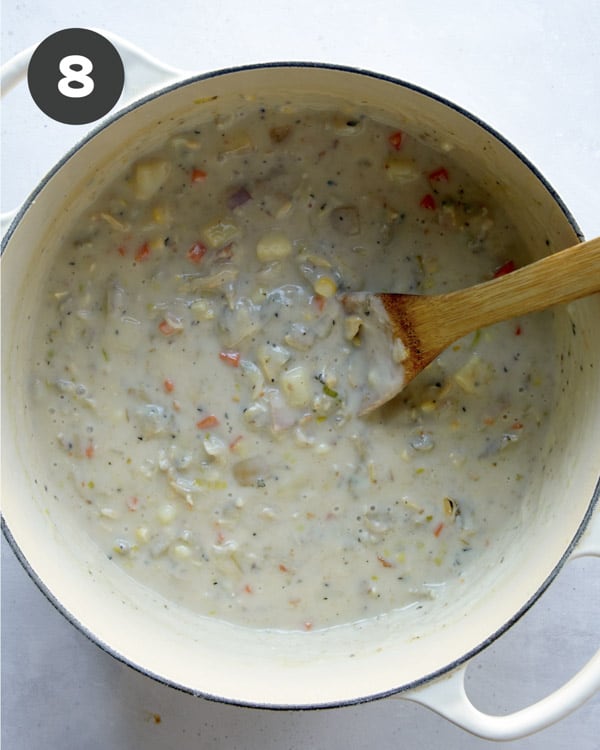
[85, 442, 95, 459]
[428, 166, 449, 182]
[377, 554, 393, 568]
[493, 259, 516, 278]
[135, 242, 151, 262]
[219, 350, 241, 367]
[420, 193, 437, 210]
[117, 246, 126, 257]
[187, 242, 208, 263]
[388, 130, 404, 150]
[229, 435, 243, 451]
[514, 324, 522, 336]
[191, 168, 207, 183]
[163, 378, 175, 393]
[158, 319, 179, 336]
[197, 414, 219, 429]
[433, 521, 444, 537]
[313, 294, 327, 312]
[127, 496, 139, 511]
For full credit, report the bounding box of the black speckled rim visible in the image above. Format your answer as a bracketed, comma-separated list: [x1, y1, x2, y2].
[1, 61, 597, 710]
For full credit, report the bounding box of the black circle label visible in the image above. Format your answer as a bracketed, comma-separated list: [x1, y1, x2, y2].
[27, 28, 125, 125]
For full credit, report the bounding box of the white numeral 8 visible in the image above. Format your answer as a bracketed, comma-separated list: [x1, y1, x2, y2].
[57, 54, 95, 99]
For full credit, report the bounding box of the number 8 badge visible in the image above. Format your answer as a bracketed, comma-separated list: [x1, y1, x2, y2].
[28, 28, 124, 125]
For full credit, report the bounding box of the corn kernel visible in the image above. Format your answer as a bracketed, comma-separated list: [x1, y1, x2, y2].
[313, 276, 337, 298]
[152, 205, 170, 224]
[135, 526, 150, 543]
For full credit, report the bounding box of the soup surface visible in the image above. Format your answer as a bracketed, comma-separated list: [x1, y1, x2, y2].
[28, 99, 556, 630]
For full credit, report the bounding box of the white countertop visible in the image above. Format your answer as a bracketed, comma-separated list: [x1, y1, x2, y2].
[1, 2, 599, 748]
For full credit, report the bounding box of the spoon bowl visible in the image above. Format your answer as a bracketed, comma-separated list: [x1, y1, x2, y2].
[342, 235, 600, 414]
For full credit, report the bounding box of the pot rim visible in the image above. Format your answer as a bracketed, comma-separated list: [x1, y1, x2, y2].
[1, 60, 597, 709]
[1, 60, 585, 251]
[3, 491, 599, 710]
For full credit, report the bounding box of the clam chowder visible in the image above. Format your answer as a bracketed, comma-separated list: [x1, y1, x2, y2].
[28, 100, 557, 630]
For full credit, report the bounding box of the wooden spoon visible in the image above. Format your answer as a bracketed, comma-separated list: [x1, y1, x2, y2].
[341, 236, 600, 414]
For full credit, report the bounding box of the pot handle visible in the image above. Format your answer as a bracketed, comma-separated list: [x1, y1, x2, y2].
[400, 508, 600, 741]
[0, 28, 188, 105]
[0, 30, 189, 234]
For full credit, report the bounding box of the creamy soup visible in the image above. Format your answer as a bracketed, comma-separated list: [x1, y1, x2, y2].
[28, 100, 556, 630]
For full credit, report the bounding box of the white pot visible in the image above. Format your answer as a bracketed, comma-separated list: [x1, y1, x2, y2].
[1, 33, 599, 741]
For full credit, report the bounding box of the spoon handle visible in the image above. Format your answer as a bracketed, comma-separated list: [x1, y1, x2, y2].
[416, 236, 600, 350]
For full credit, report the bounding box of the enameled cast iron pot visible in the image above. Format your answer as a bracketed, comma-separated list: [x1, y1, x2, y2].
[2, 33, 599, 741]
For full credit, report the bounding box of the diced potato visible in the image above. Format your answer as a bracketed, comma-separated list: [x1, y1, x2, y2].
[157, 503, 177, 524]
[384, 157, 419, 182]
[257, 343, 291, 381]
[202, 219, 240, 248]
[266, 389, 297, 432]
[243, 401, 270, 429]
[219, 297, 261, 347]
[284, 323, 315, 352]
[279, 366, 313, 407]
[190, 298, 215, 320]
[312, 393, 335, 416]
[171, 543, 192, 560]
[132, 159, 171, 200]
[240, 360, 265, 398]
[219, 130, 252, 158]
[203, 435, 227, 463]
[256, 231, 293, 263]
[453, 354, 494, 393]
